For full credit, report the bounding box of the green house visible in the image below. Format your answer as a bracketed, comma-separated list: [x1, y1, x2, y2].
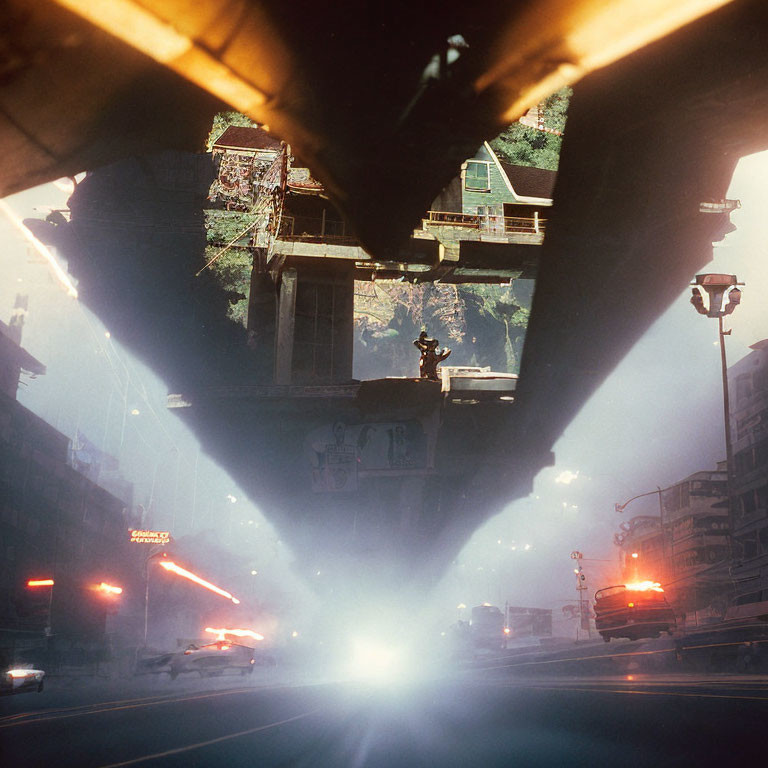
[431, 142, 556, 234]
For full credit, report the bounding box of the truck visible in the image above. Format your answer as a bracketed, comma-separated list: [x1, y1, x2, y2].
[470, 604, 506, 650]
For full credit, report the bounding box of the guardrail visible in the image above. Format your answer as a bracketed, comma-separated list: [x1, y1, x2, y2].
[424, 210, 546, 234]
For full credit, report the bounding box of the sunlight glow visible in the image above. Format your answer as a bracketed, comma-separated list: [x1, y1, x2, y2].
[495, 0, 734, 121]
[52, 0, 267, 116]
[555, 469, 579, 485]
[346, 638, 411, 684]
[0, 199, 78, 298]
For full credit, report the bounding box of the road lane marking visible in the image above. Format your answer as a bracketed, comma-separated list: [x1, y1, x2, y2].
[97, 709, 319, 767]
[466, 647, 676, 672]
[0, 693, 181, 723]
[496, 683, 768, 702]
[0, 685, 294, 729]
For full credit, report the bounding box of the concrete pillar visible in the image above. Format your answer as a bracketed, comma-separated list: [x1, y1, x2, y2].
[275, 268, 297, 384]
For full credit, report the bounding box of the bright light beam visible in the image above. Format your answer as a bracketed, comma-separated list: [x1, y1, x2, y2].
[96, 582, 123, 595]
[52, 0, 267, 116]
[0, 199, 78, 298]
[27, 579, 54, 587]
[159, 560, 241, 604]
[204, 627, 264, 642]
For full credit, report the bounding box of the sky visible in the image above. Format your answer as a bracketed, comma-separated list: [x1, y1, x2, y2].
[2, 151, 767, 639]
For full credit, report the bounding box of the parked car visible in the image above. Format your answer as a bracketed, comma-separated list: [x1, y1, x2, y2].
[1, 668, 45, 695]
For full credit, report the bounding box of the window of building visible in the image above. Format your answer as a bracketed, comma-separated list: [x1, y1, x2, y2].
[736, 373, 753, 402]
[464, 161, 490, 191]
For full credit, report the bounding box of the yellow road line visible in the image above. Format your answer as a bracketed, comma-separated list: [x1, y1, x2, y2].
[0, 686, 289, 730]
[97, 710, 319, 767]
[468, 647, 676, 671]
[498, 684, 768, 702]
[0, 692, 180, 723]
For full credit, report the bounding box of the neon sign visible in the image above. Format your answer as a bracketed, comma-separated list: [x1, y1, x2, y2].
[130, 529, 171, 544]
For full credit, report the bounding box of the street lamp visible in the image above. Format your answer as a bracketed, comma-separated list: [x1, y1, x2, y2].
[615, 488, 668, 581]
[690, 272, 744, 549]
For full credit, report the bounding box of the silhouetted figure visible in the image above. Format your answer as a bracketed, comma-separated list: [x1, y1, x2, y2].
[413, 330, 451, 380]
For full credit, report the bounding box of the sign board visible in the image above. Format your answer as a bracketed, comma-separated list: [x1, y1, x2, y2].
[130, 529, 170, 545]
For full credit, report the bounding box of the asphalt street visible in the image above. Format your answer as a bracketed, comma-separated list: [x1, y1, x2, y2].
[2, 672, 767, 767]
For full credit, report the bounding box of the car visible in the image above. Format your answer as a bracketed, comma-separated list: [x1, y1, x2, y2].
[169, 640, 255, 679]
[594, 582, 676, 642]
[1, 668, 45, 695]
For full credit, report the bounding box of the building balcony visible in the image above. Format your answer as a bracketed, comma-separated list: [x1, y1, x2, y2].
[422, 210, 546, 245]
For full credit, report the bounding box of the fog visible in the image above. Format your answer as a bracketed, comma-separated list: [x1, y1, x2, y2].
[431, 150, 768, 634]
[2, 150, 767, 648]
[0, 182, 314, 648]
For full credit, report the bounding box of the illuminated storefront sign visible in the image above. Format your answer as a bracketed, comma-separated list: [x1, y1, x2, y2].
[130, 529, 171, 544]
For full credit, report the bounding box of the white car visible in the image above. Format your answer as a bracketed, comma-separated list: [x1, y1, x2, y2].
[1, 668, 45, 695]
[169, 641, 255, 679]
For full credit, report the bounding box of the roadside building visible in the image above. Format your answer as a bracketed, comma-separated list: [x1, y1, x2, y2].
[728, 339, 768, 619]
[616, 514, 668, 584]
[0, 315, 137, 666]
[615, 464, 730, 624]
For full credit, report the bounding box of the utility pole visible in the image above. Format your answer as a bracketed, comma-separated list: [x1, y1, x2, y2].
[571, 551, 590, 640]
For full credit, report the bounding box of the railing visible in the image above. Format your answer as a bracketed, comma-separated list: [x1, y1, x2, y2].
[278, 215, 358, 244]
[423, 210, 546, 235]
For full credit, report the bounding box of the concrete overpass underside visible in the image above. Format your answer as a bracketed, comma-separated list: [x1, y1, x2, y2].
[4, 0, 768, 590]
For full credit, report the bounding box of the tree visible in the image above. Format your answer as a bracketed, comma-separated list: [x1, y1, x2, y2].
[202, 210, 258, 326]
[490, 87, 572, 171]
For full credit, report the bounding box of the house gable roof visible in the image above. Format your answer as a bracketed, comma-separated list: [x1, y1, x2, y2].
[212, 126, 282, 152]
[498, 161, 557, 200]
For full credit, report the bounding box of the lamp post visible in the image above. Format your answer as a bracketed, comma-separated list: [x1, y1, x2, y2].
[615, 487, 668, 580]
[690, 272, 744, 552]
[570, 551, 590, 640]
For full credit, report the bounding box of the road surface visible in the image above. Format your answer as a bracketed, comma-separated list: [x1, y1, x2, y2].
[2, 672, 767, 766]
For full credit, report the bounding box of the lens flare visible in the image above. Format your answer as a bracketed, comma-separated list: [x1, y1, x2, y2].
[204, 627, 265, 642]
[624, 581, 664, 592]
[0, 200, 78, 298]
[159, 560, 241, 604]
[96, 582, 123, 595]
[346, 638, 412, 684]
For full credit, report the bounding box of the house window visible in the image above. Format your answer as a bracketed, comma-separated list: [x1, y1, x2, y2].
[465, 161, 490, 191]
[736, 373, 753, 402]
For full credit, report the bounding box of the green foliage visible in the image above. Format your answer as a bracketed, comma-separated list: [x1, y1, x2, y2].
[205, 111, 258, 151]
[490, 87, 572, 171]
[203, 209, 257, 326]
[204, 210, 258, 246]
[458, 285, 530, 370]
